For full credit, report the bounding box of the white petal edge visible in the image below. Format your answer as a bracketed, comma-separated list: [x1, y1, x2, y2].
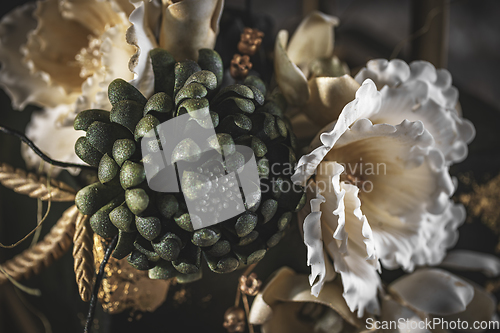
[354, 59, 411, 90]
[354, 59, 475, 164]
[292, 79, 381, 187]
[408, 203, 465, 270]
[302, 183, 328, 297]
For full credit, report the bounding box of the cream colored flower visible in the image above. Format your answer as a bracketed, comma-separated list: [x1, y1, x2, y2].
[0, 0, 135, 174]
[248, 267, 363, 333]
[380, 252, 500, 333]
[274, 11, 346, 107]
[127, 0, 224, 96]
[292, 61, 473, 316]
[0, 0, 135, 111]
[0, 0, 223, 174]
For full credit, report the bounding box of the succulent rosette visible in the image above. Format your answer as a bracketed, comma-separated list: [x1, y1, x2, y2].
[291, 59, 475, 316]
[74, 48, 305, 281]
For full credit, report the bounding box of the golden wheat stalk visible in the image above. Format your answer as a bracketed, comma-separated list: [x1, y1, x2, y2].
[0, 163, 76, 201]
[73, 213, 94, 302]
[0, 205, 78, 284]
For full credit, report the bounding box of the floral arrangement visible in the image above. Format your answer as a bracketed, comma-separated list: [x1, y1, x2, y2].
[0, 1, 498, 333]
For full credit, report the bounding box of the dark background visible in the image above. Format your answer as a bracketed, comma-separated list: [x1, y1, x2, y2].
[1, 0, 499, 332]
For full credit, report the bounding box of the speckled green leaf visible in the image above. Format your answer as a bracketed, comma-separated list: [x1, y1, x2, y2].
[110, 100, 144, 133]
[74, 109, 110, 131]
[120, 160, 146, 189]
[75, 136, 103, 167]
[108, 78, 147, 107]
[98, 154, 119, 183]
[197, 49, 223, 87]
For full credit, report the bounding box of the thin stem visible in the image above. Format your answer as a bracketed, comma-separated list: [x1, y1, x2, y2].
[0, 125, 95, 171]
[242, 294, 254, 333]
[84, 235, 118, 333]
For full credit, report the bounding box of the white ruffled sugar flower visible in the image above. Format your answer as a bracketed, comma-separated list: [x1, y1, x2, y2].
[0, 0, 223, 174]
[292, 60, 475, 317]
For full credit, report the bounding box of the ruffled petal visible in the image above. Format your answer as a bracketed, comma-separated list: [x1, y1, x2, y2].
[313, 162, 380, 317]
[389, 269, 474, 316]
[23, 0, 91, 94]
[126, 0, 161, 97]
[59, 0, 125, 35]
[286, 11, 339, 70]
[322, 118, 456, 271]
[440, 250, 500, 277]
[0, 3, 76, 109]
[22, 105, 84, 176]
[408, 61, 459, 110]
[303, 75, 360, 128]
[371, 80, 474, 164]
[302, 184, 329, 296]
[274, 30, 310, 106]
[409, 203, 465, 270]
[292, 79, 381, 186]
[354, 59, 475, 164]
[327, 118, 453, 217]
[355, 59, 459, 112]
[159, 0, 224, 61]
[354, 59, 410, 90]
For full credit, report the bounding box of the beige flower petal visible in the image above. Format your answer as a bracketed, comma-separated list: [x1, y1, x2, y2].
[0, 3, 76, 109]
[389, 269, 474, 316]
[440, 250, 500, 278]
[159, 0, 224, 61]
[289, 113, 322, 142]
[274, 29, 310, 106]
[442, 281, 497, 333]
[261, 302, 344, 333]
[286, 11, 339, 69]
[304, 75, 360, 128]
[248, 293, 273, 325]
[379, 296, 431, 333]
[59, 0, 125, 36]
[258, 267, 361, 328]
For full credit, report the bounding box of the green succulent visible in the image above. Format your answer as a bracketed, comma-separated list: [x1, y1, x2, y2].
[74, 48, 305, 282]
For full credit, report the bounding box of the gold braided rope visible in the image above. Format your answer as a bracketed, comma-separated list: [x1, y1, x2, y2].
[0, 205, 78, 284]
[0, 163, 76, 202]
[73, 213, 94, 302]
